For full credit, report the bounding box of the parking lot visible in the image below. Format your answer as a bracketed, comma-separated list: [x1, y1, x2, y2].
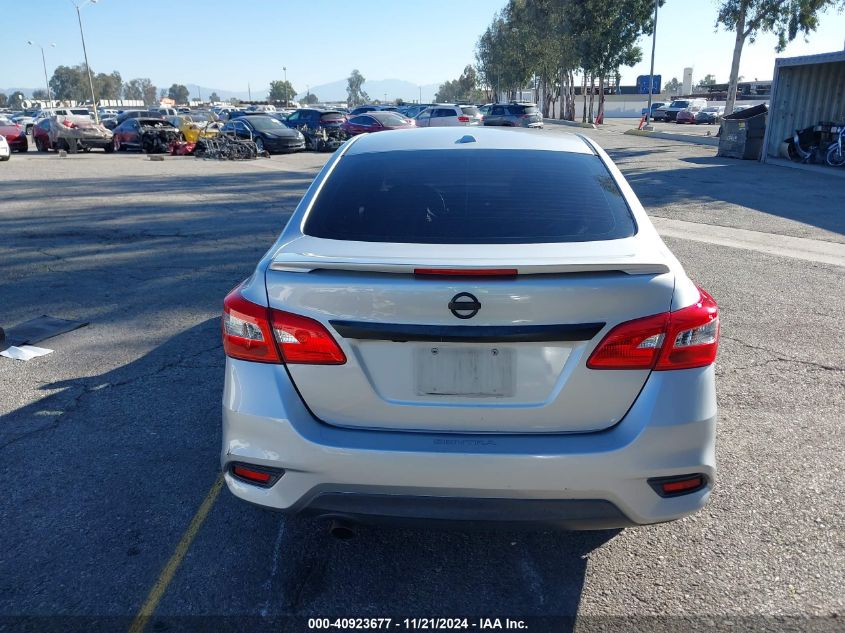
[1, 126, 843, 632]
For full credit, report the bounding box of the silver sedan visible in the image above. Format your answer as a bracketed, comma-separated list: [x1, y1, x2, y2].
[220, 127, 720, 529]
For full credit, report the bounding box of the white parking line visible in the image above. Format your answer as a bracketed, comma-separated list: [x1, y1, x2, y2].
[651, 216, 845, 267]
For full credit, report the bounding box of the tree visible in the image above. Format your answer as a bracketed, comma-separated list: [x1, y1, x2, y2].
[346, 69, 369, 107]
[50, 65, 88, 101]
[95, 71, 122, 100]
[32, 89, 48, 100]
[664, 77, 682, 95]
[123, 78, 157, 105]
[303, 93, 319, 105]
[268, 80, 296, 103]
[10, 92, 25, 109]
[0, 93, 7, 107]
[124, 79, 143, 101]
[209, 92, 220, 103]
[695, 73, 717, 92]
[168, 84, 190, 104]
[717, 0, 844, 115]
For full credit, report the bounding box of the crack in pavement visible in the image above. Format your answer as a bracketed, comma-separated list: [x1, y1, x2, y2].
[0, 343, 222, 451]
[721, 335, 843, 372]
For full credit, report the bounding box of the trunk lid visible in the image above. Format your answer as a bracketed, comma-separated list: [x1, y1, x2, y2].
[265, 236, 675, 434]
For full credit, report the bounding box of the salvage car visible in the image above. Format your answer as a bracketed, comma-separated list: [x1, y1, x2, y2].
[220, 127, 720, 530]
[220, 115, 305, 154]
[167, 115, 222, 143]
[112, 117, 181, 153]
[33, 115, 114, 152]
[0, 134, 10, 161]
[342, 111, 415, 135]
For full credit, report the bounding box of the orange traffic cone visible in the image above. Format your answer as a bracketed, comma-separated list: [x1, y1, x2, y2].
[637, 115, 646, 130]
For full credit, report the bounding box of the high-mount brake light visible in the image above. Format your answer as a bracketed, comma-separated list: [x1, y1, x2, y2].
[222, 288, 346, 365]
[414, 268, 518, 278]
[587, 287, 719, 371]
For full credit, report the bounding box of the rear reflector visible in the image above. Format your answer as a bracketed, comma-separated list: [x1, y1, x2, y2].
[222, 286, 346, 365]
[587, 287, 719, 371]
[457, 115, 471, 122]
[230, 463, 284, 487]
[648, 474, 707, 497]
[414, 268, 518, 278]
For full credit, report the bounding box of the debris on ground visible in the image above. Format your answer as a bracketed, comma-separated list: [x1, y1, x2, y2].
[1, 345, 53, 361]
[2, 315, 88, 349]
[194, 135, 259, 160]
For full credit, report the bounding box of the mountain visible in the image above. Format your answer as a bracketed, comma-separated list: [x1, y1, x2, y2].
[294, 79, 441, 104]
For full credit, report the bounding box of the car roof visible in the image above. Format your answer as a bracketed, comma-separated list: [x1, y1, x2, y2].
[344, 127, 593, 156]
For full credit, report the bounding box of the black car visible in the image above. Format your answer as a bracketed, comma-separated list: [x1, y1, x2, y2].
[220, 115, 305, 154]
[282, 108, 347, 133]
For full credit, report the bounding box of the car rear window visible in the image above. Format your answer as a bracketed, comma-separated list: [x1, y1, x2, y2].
[510, 105, 538, 115]
[460, 106, 480, 116]
[320, 112, 345, 122]
[304, 149, 636, 244]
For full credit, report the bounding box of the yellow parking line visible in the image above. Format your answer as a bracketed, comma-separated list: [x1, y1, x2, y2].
[128, 473, 225, 633]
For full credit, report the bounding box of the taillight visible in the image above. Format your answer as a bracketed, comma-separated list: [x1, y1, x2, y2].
[222, 287, 345, 365]
[587, 288, 719, 371]
[222, 288, 280, 363]
[457, 115, 471, 122]
[270, 310, 346, 365]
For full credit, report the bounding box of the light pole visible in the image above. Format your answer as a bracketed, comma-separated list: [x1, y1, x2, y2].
[70, 0, 100, 123]
[283, 66, 287, 106]
[418, 86, 421, 104]
[27, 41, 56, 106]
[643, 0, 659, 130]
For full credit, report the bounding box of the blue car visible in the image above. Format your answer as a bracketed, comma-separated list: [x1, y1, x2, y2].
[641, 102, 665, 117]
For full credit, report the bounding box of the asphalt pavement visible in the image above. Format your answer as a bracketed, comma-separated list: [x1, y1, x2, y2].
[0, 128, 842, 633]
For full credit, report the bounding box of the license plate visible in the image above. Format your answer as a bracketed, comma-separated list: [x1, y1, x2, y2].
[415, 347, 515, 397]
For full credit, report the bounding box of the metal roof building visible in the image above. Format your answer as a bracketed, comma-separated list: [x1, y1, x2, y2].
[761, 50, 845, 163]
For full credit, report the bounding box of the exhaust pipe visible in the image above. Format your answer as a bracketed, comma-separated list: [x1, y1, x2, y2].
[329, 519, 357, 540]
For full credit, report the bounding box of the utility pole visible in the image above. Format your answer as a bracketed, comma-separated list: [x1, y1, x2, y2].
[283, 66, 287, 106]
[643, 0, 659, 130]
[248, 82, 251, 101]
[71, 0, 100, 123]
[27, 41, 56, 106]
[419, 86, 422, 104]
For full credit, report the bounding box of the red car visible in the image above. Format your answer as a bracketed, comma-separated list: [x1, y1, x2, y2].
[0, 119, 28, 152]
[342, 111, 415, 136]
[675, 109, 696, 124]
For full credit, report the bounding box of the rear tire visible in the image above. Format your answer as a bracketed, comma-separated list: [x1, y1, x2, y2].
[35, 137, 48, 152]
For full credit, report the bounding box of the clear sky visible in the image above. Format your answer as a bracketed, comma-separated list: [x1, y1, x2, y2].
[4, 0, 845, 96]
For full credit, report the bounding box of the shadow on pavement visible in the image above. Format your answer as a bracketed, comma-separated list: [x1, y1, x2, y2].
[623, 155, 845, 236]
[0, 315, 619, 629]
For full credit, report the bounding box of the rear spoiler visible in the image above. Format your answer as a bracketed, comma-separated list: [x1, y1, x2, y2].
[268, 256, 670, 276]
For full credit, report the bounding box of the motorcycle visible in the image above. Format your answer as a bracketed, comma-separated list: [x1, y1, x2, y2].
[785, 125, 824, 163]
[825, 125, 845, 167]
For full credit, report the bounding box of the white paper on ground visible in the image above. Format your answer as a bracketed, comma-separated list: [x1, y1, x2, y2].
[0, 345, 54, 361]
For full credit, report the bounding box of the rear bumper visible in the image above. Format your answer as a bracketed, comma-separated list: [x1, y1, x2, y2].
[222, 360, 717, 528]
[7, 137, 27, 151]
